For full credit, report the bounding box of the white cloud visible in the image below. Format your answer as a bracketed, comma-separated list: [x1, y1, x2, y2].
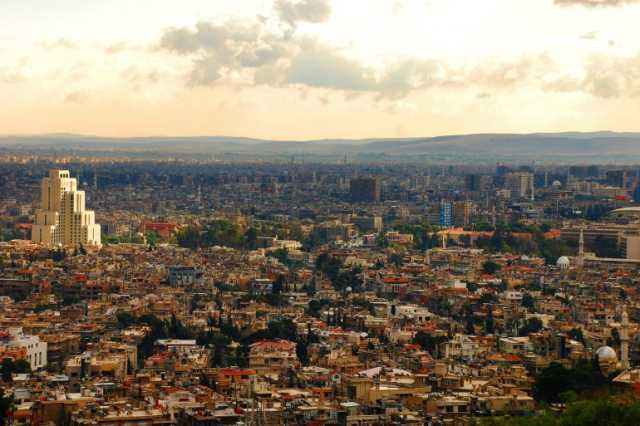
[274, 0, 332, 26]
[65, 91, 89, 104]
[555, 0, 640, 7]
[40, 38, 77, 49]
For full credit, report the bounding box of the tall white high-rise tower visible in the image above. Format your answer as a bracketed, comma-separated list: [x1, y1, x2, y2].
[32, 169, 101, 248]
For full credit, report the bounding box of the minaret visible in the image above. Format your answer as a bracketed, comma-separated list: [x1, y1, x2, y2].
[529, 175, 535, 201]
[621, 306, 630, 370]
[577, 228, 585, 269]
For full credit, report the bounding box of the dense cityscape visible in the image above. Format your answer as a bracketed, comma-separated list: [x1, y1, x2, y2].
[4, 0, 640, 424]
[2, 154, 640, 425]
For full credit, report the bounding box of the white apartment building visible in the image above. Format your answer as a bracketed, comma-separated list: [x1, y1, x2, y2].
[32, 169, 101, 248]
[6, 327, 48, 370]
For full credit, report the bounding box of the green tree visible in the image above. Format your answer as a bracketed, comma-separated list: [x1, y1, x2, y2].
[463, 303, 475, 335]
[116, 312, 136, 329]
[521, 293, 535, 310]
[243, 227, 258, 250]
[0, 388, 15, 426]
[145, 231, 159, 246]
[269, 248, 289, 265]
[242, 319, 298, 346]
[413, 331, 447, 357]
[315, 253, 342, 282]
[568, 328, 586, 346]
[0, 358, 30, 382]
[476, 397, 640, 426]
[519, 317, 544, 336]
[479, 293, 498, 304]
[608, 327, 621, 348]
[485, 306, 495, 334]
[272, 274, 285, 295]
[296, 339, 310, 366]
[532, 360, 611, 404]
[176, 227, 201, 249]
[482, 261, 501, 275]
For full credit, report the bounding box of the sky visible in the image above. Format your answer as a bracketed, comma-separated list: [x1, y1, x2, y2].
[1, 0, 640, 139]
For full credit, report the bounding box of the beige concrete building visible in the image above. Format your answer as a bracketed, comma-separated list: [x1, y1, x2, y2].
[32, 169, 101, 248]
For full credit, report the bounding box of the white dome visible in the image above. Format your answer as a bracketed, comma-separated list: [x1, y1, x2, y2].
[595, 345, 617, 362]
[551, 180, 562, 189]
[556, 256, 570, 268]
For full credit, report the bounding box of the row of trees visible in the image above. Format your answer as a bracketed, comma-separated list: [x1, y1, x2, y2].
[532, 360, 614, 404]
[391, 224, 441, 250]
[473, 224, 571, 264]
[476, 360, 634, 425]
[176, 219, 310, 251]
[177, 220, 248, 250]
[477, 397, 640, 426]
[116, 311, 319, 370]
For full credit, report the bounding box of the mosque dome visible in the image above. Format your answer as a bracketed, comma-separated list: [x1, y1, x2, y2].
[551, 180, 562, 189]
[596, 345, 617, 362]
[556, 256, 570, 269]
[595, 345, 618, 372]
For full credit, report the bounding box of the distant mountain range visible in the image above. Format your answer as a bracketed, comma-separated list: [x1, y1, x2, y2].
[2, 131, 640, 163]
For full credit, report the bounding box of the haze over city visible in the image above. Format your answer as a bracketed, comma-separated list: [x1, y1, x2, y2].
[4, 2, 640, 426]
[2, 0, 640, 139]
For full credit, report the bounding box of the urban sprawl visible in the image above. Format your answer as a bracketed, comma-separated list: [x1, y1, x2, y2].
[2, 157, 640, 425]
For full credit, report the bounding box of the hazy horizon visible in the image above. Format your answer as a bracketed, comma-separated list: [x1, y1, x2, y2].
[2, 129, 640, 141]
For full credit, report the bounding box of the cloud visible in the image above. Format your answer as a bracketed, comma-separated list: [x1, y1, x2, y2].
[0, 69, 26, 85]
[386, 100, 418, 114]
[40, 39, 77, 49]
[284, 43, 446, 98]
[121, 67, 162, 85]
[160, 21, 240, 55]
[104, 41, 142, 54]
[157, 10, 640, 102]
[274, 0, 332, 26]
[159, 19, 291, 86]
[156, 2, 450, 98]
[65, 91, 89, 104]
[465, 54, 553, 89]
[545, 54, 640, 98]
[554, 0, 640, 7]
[158, 18, 564, 99]
[392, 1, 404, 14]
[582, 55, 640, 98]
[0, 60, 28, 85]
[286, 47, 375, 91]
